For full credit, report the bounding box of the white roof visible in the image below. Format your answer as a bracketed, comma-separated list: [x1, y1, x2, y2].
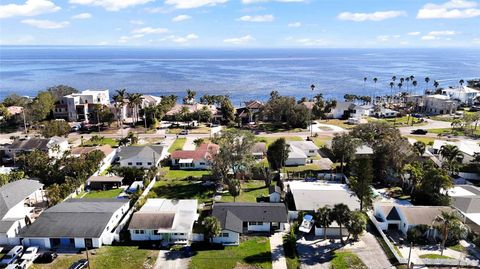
[465, 213, 480, 227]
[432, 139, 480, 157]
[288, 141, 319, 151]
[448, 186, 478, 197]
[444, 86, 479, 94]
[288, 145, 307, 159]
[428, 94, 450, 100]
[140, 199, 198, 233]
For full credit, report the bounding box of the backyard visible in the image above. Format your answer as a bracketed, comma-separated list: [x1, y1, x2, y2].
[30, 246, 157, 269]
[82, 188, 123, 199]
[147, 178, 216, 204]
[220, 180, 270, 202]
[161, 167, 212, 180]
[82, 137, 118, 147]
[255, 136, 303, 147]
[189, 237, 272, 269]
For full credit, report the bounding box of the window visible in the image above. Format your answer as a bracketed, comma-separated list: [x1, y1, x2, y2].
[200, 162, 206, 165]
[221, 233, 229, 237]
[147, 162, 152, 166]
[128, 162, 132, 166]
[135, 230, 145, 234]
[153, 230, 160, 235]
[136, 162, 142, 166]
[249, 222, 262, 226]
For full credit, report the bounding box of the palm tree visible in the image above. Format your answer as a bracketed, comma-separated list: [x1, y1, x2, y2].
[332, 203, 351, 244]
[316, 206, 333, 240]
[389, 82, 395, 103]
[397, 83, 403, 103]
[127, 93, 142, 126]
[425, 77, 430, 94]
[434, 80, 440, 93]
[412, 80, 418, 95]
[392, 75, 397, 82]
[113, 89, 127, 130]
[372, 77, 378, 104]
[433, 211, 464, 256]
[405, 77, 410, 94]
[459, 79, 465, 87]
[439, 144, 464, 174]
[413, 141, 426, 156]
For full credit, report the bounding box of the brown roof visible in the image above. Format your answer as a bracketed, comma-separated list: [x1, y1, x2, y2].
[71, 145, 115, 156]
[128, 212, 175, 230]
[245, 100, 264, 109]
[166, 104, 217, 116]
[171, 143, 219, 161]
[87, 175, 124, 183]
[398, 206, 453, 225]
[252, 142, 266, 154]
[7, 106, 23, 115]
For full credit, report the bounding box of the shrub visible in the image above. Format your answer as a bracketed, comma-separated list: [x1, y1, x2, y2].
[407, 224, 429, 245]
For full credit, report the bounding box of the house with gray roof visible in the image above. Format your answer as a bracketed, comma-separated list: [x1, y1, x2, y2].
[19, 198, 129, 249]
[211, 202, 287, 245]
[449, 185, 480, 233]
[116, 145, 166, 168]
[0, 179, 45, 246]
[2, 137, 69, 160]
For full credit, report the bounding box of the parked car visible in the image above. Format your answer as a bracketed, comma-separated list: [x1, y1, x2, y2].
[410, 129, 428, 135]
[21, 247, 38, 261]
[69, 259, 89, 269]
[178, 130, 189, 135]
[34, 252, 57, 264]
[0, 246, 24, 266]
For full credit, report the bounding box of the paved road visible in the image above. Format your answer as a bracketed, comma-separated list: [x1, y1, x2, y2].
[270, 232, 287, 269]
[398, 118, 452, 134]
[154, 250, 190, 269]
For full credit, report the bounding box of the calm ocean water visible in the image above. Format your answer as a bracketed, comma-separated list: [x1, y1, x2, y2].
[0, 46, 479, 105]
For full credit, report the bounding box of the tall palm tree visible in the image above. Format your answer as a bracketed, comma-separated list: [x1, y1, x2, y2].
[397, 83, 403, 103]
[332, 203, 350, 244]
[316, 206, 333, 240]
[433, 211, 465, 256]
[372, 78, 378, 104]
[434, 80, 440, 93]
[405, 77, 410, 94]
[439, 144, 464, 174]
[459, 79, 465, 87]
[113, 89, 127, 130]
[127, 93, 142, 126]
[389, 82, 395, 103]
[392, 75, 397, 82]
[425, 77, 430, 94]
[412, 80, 418, 95]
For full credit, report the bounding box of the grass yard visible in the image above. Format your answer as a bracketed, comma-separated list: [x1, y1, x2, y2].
[82, 137, 118, 147]
[83, 188, 123, 199]
[285, 164, 322, 173]
[257, 122, 304, 133]
[147, 178, 215, 203]
[255, 136, 303, 147]
[189, 237, 272, 269]
[310, 136, 331, 147]
[168, 138, 187, 153]
[221, 180, 269, 202]
[429, 127, 480, 137]
[448, 243, 466, 253]
[318, 119, 354, 129]
[404, 135, 436, 145]
[30, 246, 157, 269]
[418, 254, 453, 259]
[330, 251, 368, 269]
[369, 116, 426, 127]
[161, 167, 211, 180]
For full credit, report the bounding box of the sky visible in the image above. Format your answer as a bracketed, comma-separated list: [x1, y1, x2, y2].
[0, 0, 479, 48]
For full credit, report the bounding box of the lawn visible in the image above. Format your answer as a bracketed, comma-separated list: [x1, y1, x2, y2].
[189, 237, 272, 269]
[330, 251, 368, 269]
[318, 119, 354, 129]
[255, 136, 303, 147]
[221, 180, 269, 202]
[310, 136, 331, 147]
[30, 246, 157, 269]
[82, 137, 118, 147]
[285, 164, 323, 173]
[257, 122, 304, 133]
[369, 116, 426, 127]
[404, 135, 435, 145]
[429, 127, 480, 137]
[168, 138, 186, 153]
[161, 167, 211, 180]
[147, 178, 215, 203]
[83, 188, 123, 199]
[448, 243, 466, 253]
[418, 253, 453, 259]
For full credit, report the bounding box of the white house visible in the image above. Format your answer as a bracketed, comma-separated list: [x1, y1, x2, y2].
[0, 179, 46, 246]
[120, 95, 162, 121]
[373, 203, 452, 236]
[211, 203, 288, 245]
[128, 199, 198, 244]
[2, 137, 69, 161]
[431, 139, 480, 164]
[20, 198, 129, 249]
[116, 145, 166, 168]
[53, 90, 110, 122]
[170, 143, 219, 170]
[441, 86, 479, 105]
[284, 141, 319, 166]
[372, 108, 399, 118]
[269, 185, 282, 203]
[328, 102, 354, 119]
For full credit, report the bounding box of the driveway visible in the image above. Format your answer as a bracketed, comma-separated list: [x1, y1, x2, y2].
[296, 236, 341, 269]
[345, 231, 394, 269]
[154, 250, 190, 269]
[270, 232, 287, 269]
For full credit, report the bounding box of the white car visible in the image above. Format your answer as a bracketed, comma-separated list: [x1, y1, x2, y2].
[21, 247, 38, 261]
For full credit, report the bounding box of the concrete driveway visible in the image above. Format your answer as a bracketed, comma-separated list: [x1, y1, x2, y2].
[345, 231, 394, 269]
[296, 236, 341, 269]
[154, 250, 191, 269]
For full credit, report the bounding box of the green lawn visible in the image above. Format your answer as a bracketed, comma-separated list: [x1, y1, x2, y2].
[31, 246, 157, 269]
[330, 251, 368, 269]
[369, 116, 426, 127]
[285, 164, 323, 173]
[418, 254, 453, 259]
[448, 243, 466, 253]
[168, 138, 187, 153]
[189, 237, 272, 269]
[404, 135, 435, 145]
[255, 136, 303, 147]
[429, 127, 480, 137]
[161, 167, 211, 180]
[221, 180, 269, 202]
[311, 136, 331, 147]
[257, 122, 304, 133]
[147, 178, 215, 203]
[83, 188, 123, 199]
[82, 137, 118, 147]
[318, 119, 354, 129]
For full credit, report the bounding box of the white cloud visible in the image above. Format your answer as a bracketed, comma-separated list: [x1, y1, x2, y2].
[0, 0, 60, 19]
[376, 34, 401, 43]
[428, 30, 457, 35]
[223, 34, 255, 44]
[242, 0, 305, 3]
[21, 19, 69, 29]
[417, 0, 480, 19]
[288, 22, 301, 27]
[129, 20, 144, 25]
[473, 37, 480, 44]
[72, 12, 92, 19]
[69, 0, 153, 11]
[296, 38, 327, 46]
[338, 10, 406, 21]
[118, 35, 130, 43]
[172, 33, 199, 43]
[172, 14, 192, 22]
[131, 27, 169, 35]
[407, 31, 421, 36]
[238, 14, 274, 22]
[165, 0, 228, 9]
[421, 35, 438, 40]
[421, 30, 457, 40]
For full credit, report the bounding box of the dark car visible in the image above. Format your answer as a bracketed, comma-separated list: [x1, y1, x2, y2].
[410, 129, 428, 135]
[69, 259, 88, 269]
[34, 252, 58, 264]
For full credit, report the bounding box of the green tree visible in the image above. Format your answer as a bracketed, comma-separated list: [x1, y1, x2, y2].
[18, 150, 52, 181]
[46, 85, 78, 102]
[227, 179, 241, 202]
[331, 133, 360, 175]
[41, 120, 70, 138]
[413, 141, 426, 156]
[183, 89, 197, 104]
[349, 157, 374, 211]
[346, 211, 367, 241]
[439, 144, 464, 175]
[46, 183, 63, 206]
[29, 91, 55, 122]
[203, 216, 221, 242]
[402, 162, 424, 196]
[316, 206, 333, 240]
[332, 203, 351, 244]
[434, 211, 467, 255]
[266, 138, 290, 170]
[2, 94, 30, 107]
[220, 98, 236, 125]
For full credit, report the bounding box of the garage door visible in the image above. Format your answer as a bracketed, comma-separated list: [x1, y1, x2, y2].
[29, 239, 46, 248]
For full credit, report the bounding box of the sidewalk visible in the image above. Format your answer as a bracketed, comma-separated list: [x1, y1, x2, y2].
[270, 232, 287, 269]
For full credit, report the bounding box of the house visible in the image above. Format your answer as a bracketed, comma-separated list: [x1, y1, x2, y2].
[87, 175, 124, 191]
[285, 141, 319, 166]
[441, 86, 479, 105]
[449, 185, 480, 233]
[128, 199, 198, 244]
[372, 108, 399, 118]
[116, 145, 166, 168]
[20, 198, 129, 249]
[287, 181, 360, 237]
[0, 179, 46, 246]
[430, 140, 480, 163]
[164, 104, 218, 121]
[355, 145, 374, 156]
[211, 203, 288, 245]
[406, 94, 458, 115]
[269, 185, 282, 203]
[170, 143, 219, 170]
[237, 100, 265, 123]
[53, 90, 110, 122]
[2, 136, 69, 160]
[328, 102, 354, 119]
[251, 142, 267, 160]
[374, 203, 453, 235]
[70, 145, 117, 173]
[120, 95, 162, 120]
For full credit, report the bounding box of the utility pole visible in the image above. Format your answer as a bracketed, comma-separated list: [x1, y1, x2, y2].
[22, 108, 27, 134]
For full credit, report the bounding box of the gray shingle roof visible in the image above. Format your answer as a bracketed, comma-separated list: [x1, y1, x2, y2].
[398, 206, 452, 225]
[116, 145, 164, 162]
[212, 203, 287, 233]
[19, 198, 128, 238]
[453, 196, 480, 214]
[0, 179, 43, 219]
[128, 212, 175, 230]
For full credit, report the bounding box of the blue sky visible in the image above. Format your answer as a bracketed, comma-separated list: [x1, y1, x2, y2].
[0, 0, 479, 47]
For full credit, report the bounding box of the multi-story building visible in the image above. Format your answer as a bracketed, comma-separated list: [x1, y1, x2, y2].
[53, 90, 110, 122]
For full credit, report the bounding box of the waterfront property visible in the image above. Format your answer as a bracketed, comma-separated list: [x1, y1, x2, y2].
[0, 179, 46, 246]
[128, 199, 198, 244]
[20, 198, 129, 249]
[53, 89, 110, 122]
[211, 202, 287, 245]
[116, 145, 166, 168]
[170, 143, 219, 170]
[431, 139, 480, 164]
[441, 85, 479, 105]
[407, 94, 459, 115]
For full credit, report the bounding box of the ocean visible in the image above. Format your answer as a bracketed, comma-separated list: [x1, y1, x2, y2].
[0, 46, 479, 105]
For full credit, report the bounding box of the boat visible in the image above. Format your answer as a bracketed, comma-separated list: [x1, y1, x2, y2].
[299, 214, 314, 233]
